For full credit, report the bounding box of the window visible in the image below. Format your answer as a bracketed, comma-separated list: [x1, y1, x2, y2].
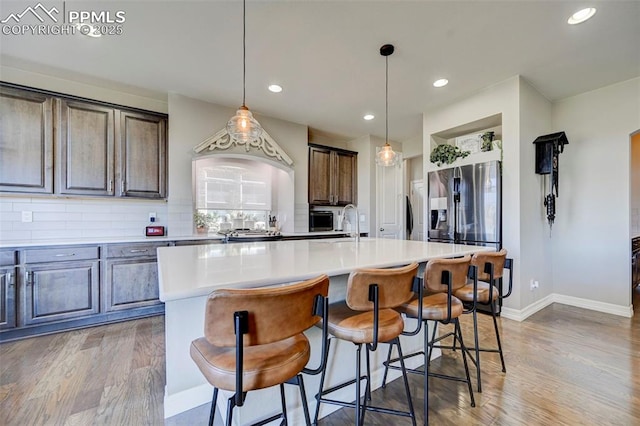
[195, 157, 272, 210]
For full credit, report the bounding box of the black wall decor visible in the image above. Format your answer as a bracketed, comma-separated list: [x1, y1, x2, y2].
[533, 131, 569, 230]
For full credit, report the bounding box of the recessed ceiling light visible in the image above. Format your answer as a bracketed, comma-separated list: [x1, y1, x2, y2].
[568, 8, 596, 25]
[268, 84, 283, 93]
[363, 114, 375, 121]
[433, 78, 449, 88]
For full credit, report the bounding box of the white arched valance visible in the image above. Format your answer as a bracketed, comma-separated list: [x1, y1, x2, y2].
[193, 128, 294, 167]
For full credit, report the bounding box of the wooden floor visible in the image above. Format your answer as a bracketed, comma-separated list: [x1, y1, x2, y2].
[1, 287, 639, 425]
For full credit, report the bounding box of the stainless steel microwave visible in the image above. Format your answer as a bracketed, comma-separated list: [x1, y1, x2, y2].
[309, 211, 334, 232]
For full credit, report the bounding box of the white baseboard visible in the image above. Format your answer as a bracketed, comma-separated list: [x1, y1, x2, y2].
[164, 383, 213, 419]
[552, 294, 633, 318]
[500, 294, 633, 322]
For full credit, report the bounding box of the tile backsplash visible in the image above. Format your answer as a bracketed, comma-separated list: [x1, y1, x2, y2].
[0, 196, 180, 242]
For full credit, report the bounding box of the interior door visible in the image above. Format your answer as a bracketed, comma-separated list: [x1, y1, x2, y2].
[410, 180, 424, 240]
[376, 155, 404, 239]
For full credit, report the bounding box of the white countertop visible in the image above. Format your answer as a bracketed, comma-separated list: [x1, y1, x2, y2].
[157, 238, 493, 302]
[0, 231, 352, 248]
[0, 234, 225, 249]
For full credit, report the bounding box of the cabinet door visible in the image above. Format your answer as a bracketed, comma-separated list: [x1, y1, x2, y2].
[308, 147, 333, 205]
[23, 261, 99, 325]
[103, 258, 161, 311]
[0, 267, 17, 330]
[118, 110, 167, 199]
[0, 86, 53, 194]
[59, 100, 115, 196]
[334, 151, 357, 206]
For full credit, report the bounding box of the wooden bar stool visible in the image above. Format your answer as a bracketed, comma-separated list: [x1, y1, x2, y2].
[190, 274, 330, 426]
[453, 248, 513, 392]
[313, 263, 419, 426]
[382, 256, 476, 425]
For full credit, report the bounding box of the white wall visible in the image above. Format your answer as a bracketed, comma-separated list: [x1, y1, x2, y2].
[551, 77, 640, 307]
[518, 79, 553, 307]
[423, 76, 525, 310]
[167, 94, 309, 234]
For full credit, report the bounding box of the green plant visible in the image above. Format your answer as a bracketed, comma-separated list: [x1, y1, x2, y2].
[430, 144, 471, 166]
[481, 131, 495, 152]
[194, 211, 214, 229]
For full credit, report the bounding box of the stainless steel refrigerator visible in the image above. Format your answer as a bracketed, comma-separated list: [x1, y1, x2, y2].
[427, 160, 503, 312]
[427, 160, 502, 248]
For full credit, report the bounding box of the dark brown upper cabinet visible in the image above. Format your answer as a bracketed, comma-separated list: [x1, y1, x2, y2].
[0, 83, 168, 200]
[308, 144, 357, 206]
[0, 86, 54, 194]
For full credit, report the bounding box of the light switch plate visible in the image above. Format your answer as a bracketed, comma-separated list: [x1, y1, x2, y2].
[21, 211, 33, 222]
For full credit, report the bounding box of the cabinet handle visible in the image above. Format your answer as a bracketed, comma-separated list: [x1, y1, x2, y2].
[129, 249, 148, 253]
[54, 253, 75, 257]
[26, 271, 33, 285]
[108, 179, 113, 193]
[121, 180, 125, 193]
[330, 195, 334, 204]
[380, 228, 385, 231]
[6, 272, 13, 287]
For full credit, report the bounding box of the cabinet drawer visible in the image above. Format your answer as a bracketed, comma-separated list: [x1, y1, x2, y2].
[105, 242, 170, 258]
[23, 246, 99, 263]
[0, 250, 17, 267]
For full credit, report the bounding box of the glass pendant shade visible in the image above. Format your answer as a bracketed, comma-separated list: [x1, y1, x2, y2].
[376, 143, 399, 167]
[226, 105, 263, 143]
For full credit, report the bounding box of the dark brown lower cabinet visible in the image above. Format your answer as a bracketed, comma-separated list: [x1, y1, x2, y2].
[23, 260, 99, 326]
[102, 242, 168, 312]
[104, 257, 161, 311]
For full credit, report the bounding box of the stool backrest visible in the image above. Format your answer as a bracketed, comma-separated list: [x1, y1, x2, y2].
[346, 263, 419, 311]
[471, 249, 507, 281]
[203, 274, 330, 347]
[424, 256, 471, 293]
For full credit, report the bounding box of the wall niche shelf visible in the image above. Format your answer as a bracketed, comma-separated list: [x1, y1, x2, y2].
[427, 113, 502, 172]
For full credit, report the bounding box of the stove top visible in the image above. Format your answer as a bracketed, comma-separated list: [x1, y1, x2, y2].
[218, 229, 282, 242]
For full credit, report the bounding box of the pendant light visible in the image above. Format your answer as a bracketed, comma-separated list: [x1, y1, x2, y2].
[375, 44, 400, 167]
[226, 0, 263, 143]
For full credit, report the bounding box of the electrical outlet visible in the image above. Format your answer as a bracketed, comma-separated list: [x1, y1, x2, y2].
[21, 211, 33, 223]
[530, 279, 539, 291]
[149, 212, 157, 222]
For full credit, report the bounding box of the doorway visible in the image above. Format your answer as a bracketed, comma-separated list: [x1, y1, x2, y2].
[631, 130, 640, 312]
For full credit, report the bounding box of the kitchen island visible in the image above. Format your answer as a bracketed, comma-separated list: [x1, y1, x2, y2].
[158, 238, 493, 422]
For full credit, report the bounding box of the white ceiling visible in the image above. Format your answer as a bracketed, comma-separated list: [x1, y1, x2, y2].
[1, 0, 639, 142]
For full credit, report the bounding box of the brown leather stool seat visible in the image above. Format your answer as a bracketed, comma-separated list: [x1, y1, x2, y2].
[453, 248, 514, 393]
[191, 333, 310, 392]
[190, 275, 330, 426]
[313, 263, 419, 426]
[323, 301, 405, 344]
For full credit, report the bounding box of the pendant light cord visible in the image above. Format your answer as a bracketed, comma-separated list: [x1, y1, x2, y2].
[242, 0, 246, 107]
[385, 54, 389, 144]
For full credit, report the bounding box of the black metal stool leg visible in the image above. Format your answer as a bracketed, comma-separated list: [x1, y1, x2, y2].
[209, 388, 219, 426]
[456, 319, 476, 408]
[296, 374, 312, 426]
[472, 306, 482, 392]
[313, 339, 331, 425]
[394, 337, 417, 426]
[225, 395, 236, 426]
[355, 344, 363, 426]
[381, 343, 394, 388]
[279, 383, 288, 425]
[491, 303, 507, 373]
[423, 321, 430, 425]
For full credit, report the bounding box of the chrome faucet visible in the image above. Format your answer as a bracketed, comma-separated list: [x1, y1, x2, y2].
[341, 204, 360, 242]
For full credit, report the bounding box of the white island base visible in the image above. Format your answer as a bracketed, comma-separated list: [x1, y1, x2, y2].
[158, 238, 492, 423]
